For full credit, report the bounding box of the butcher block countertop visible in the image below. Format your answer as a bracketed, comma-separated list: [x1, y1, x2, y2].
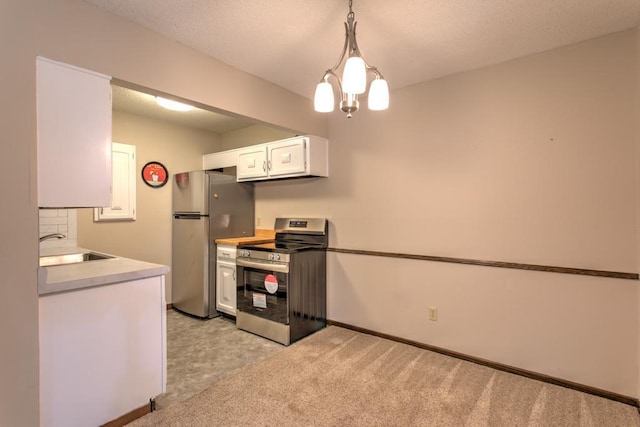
[215, 229, 275, 246]
[215, 236, 273, 246]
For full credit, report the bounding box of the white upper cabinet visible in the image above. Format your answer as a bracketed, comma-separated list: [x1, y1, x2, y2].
[236, 135, 328, 182]
[236, 146, 268, 180]
[94, 142, 136, 221]
[37, 57, 112, 207]
[203, 148, 239, 170]
[268, 138, 309, 177]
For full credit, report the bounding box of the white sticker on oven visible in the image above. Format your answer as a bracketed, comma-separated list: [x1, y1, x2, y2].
[264, 274, 279, 294]
[253, 293, 267, 308]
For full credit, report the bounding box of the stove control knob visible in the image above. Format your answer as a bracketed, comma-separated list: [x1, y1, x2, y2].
[240, 250, 250, 257]
[273, 253, 281, 261]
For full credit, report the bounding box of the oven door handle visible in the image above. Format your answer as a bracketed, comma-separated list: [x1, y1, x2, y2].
[236, 258, 289, 274]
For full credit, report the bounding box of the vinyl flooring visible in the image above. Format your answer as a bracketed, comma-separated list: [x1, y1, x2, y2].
[154, 309, 284, 410]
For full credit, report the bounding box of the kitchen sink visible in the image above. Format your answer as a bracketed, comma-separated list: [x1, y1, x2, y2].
[39, 252, 115, 267]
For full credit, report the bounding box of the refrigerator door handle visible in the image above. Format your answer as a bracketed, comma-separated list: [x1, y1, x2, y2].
[174, 213, 203, 219]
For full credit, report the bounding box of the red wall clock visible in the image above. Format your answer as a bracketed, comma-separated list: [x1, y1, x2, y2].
[141, 161, 168, 188]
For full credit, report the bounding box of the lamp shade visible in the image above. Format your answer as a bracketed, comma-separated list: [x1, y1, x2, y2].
[342, 56, 366, 94]
[314, 81, 335, 112]
[367, 79, 389, 111]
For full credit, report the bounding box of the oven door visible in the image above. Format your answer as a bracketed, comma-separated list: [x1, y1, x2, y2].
[236, 258, 289, 324]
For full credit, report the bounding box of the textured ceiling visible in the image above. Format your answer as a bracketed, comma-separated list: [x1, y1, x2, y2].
[86, 0, 640, 100]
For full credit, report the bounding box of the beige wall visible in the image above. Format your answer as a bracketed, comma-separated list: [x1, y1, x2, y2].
[255, 30, 640, 396]
[3, 1, 639, 424]
[77, 110, 223, 298]
[636, 24, 640, 401]
[219, 125, 296, 151]
[0, 4, 39, 426]
[1, 0, 325, 424]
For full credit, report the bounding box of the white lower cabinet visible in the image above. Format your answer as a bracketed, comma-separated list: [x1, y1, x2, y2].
[39, 276, 166, 427]
[216, 245, 237, 316]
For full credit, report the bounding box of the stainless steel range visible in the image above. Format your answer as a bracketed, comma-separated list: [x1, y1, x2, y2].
[236, 218, 328, 345]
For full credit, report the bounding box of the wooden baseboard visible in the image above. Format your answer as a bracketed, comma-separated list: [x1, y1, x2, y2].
[101, 402, 151, 427]
[166, 303, 173, 310]
[327, 320, 640, 408]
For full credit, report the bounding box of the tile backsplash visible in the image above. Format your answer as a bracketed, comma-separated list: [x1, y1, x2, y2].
[39, 209, 77, 248]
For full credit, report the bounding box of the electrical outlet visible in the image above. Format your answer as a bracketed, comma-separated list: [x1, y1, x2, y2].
[257, 217, 262, 226]
[428, 307, 438, 321]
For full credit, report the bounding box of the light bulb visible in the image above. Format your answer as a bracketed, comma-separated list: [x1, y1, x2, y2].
[156, 97, 194, 112]
[342, 56, 366, 94]
[314, 82, 335, 113]
[368, 79, 389, 111]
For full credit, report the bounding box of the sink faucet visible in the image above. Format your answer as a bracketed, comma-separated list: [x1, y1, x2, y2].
[39, 233, 66, 242]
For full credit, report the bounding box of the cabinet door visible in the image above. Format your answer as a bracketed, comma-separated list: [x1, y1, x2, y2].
[236, 146, 268, 180]
[216, 262, 236, 315]
[37, 57, 112, 207]
[39, 276, 166, 426]
[94, 142, 136, 221]
[267, 138, 307, 178]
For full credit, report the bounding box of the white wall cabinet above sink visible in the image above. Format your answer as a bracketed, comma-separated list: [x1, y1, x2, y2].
[37, 56, 112, 207]
[236, 136, 328, 181]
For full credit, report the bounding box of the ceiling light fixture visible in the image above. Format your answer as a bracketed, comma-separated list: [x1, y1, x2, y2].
[155, 96, 194, 112]
[313, 0, 389, 118]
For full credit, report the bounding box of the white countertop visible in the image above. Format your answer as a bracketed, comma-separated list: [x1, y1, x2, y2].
[38, 247, 170, 296]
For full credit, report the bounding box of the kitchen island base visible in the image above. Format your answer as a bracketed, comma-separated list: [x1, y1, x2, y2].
[39, 276, 166, 427]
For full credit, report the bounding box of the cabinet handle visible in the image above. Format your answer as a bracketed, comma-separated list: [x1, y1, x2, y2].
[233, 270, 236, 280]
[263, 161, 266, 172]
[267, 160, 271, 171]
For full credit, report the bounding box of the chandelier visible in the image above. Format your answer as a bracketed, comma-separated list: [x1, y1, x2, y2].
[313, 0, 389, 118]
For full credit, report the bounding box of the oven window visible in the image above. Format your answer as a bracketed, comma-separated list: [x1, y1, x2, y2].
[237, 267, 288, 324]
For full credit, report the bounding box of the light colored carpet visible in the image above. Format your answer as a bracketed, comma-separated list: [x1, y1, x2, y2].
[129, 326, 640, 426]
[155, 310, 283, 409]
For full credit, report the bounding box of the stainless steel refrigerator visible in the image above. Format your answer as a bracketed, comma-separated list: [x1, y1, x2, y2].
[172, 169, 254, 318]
